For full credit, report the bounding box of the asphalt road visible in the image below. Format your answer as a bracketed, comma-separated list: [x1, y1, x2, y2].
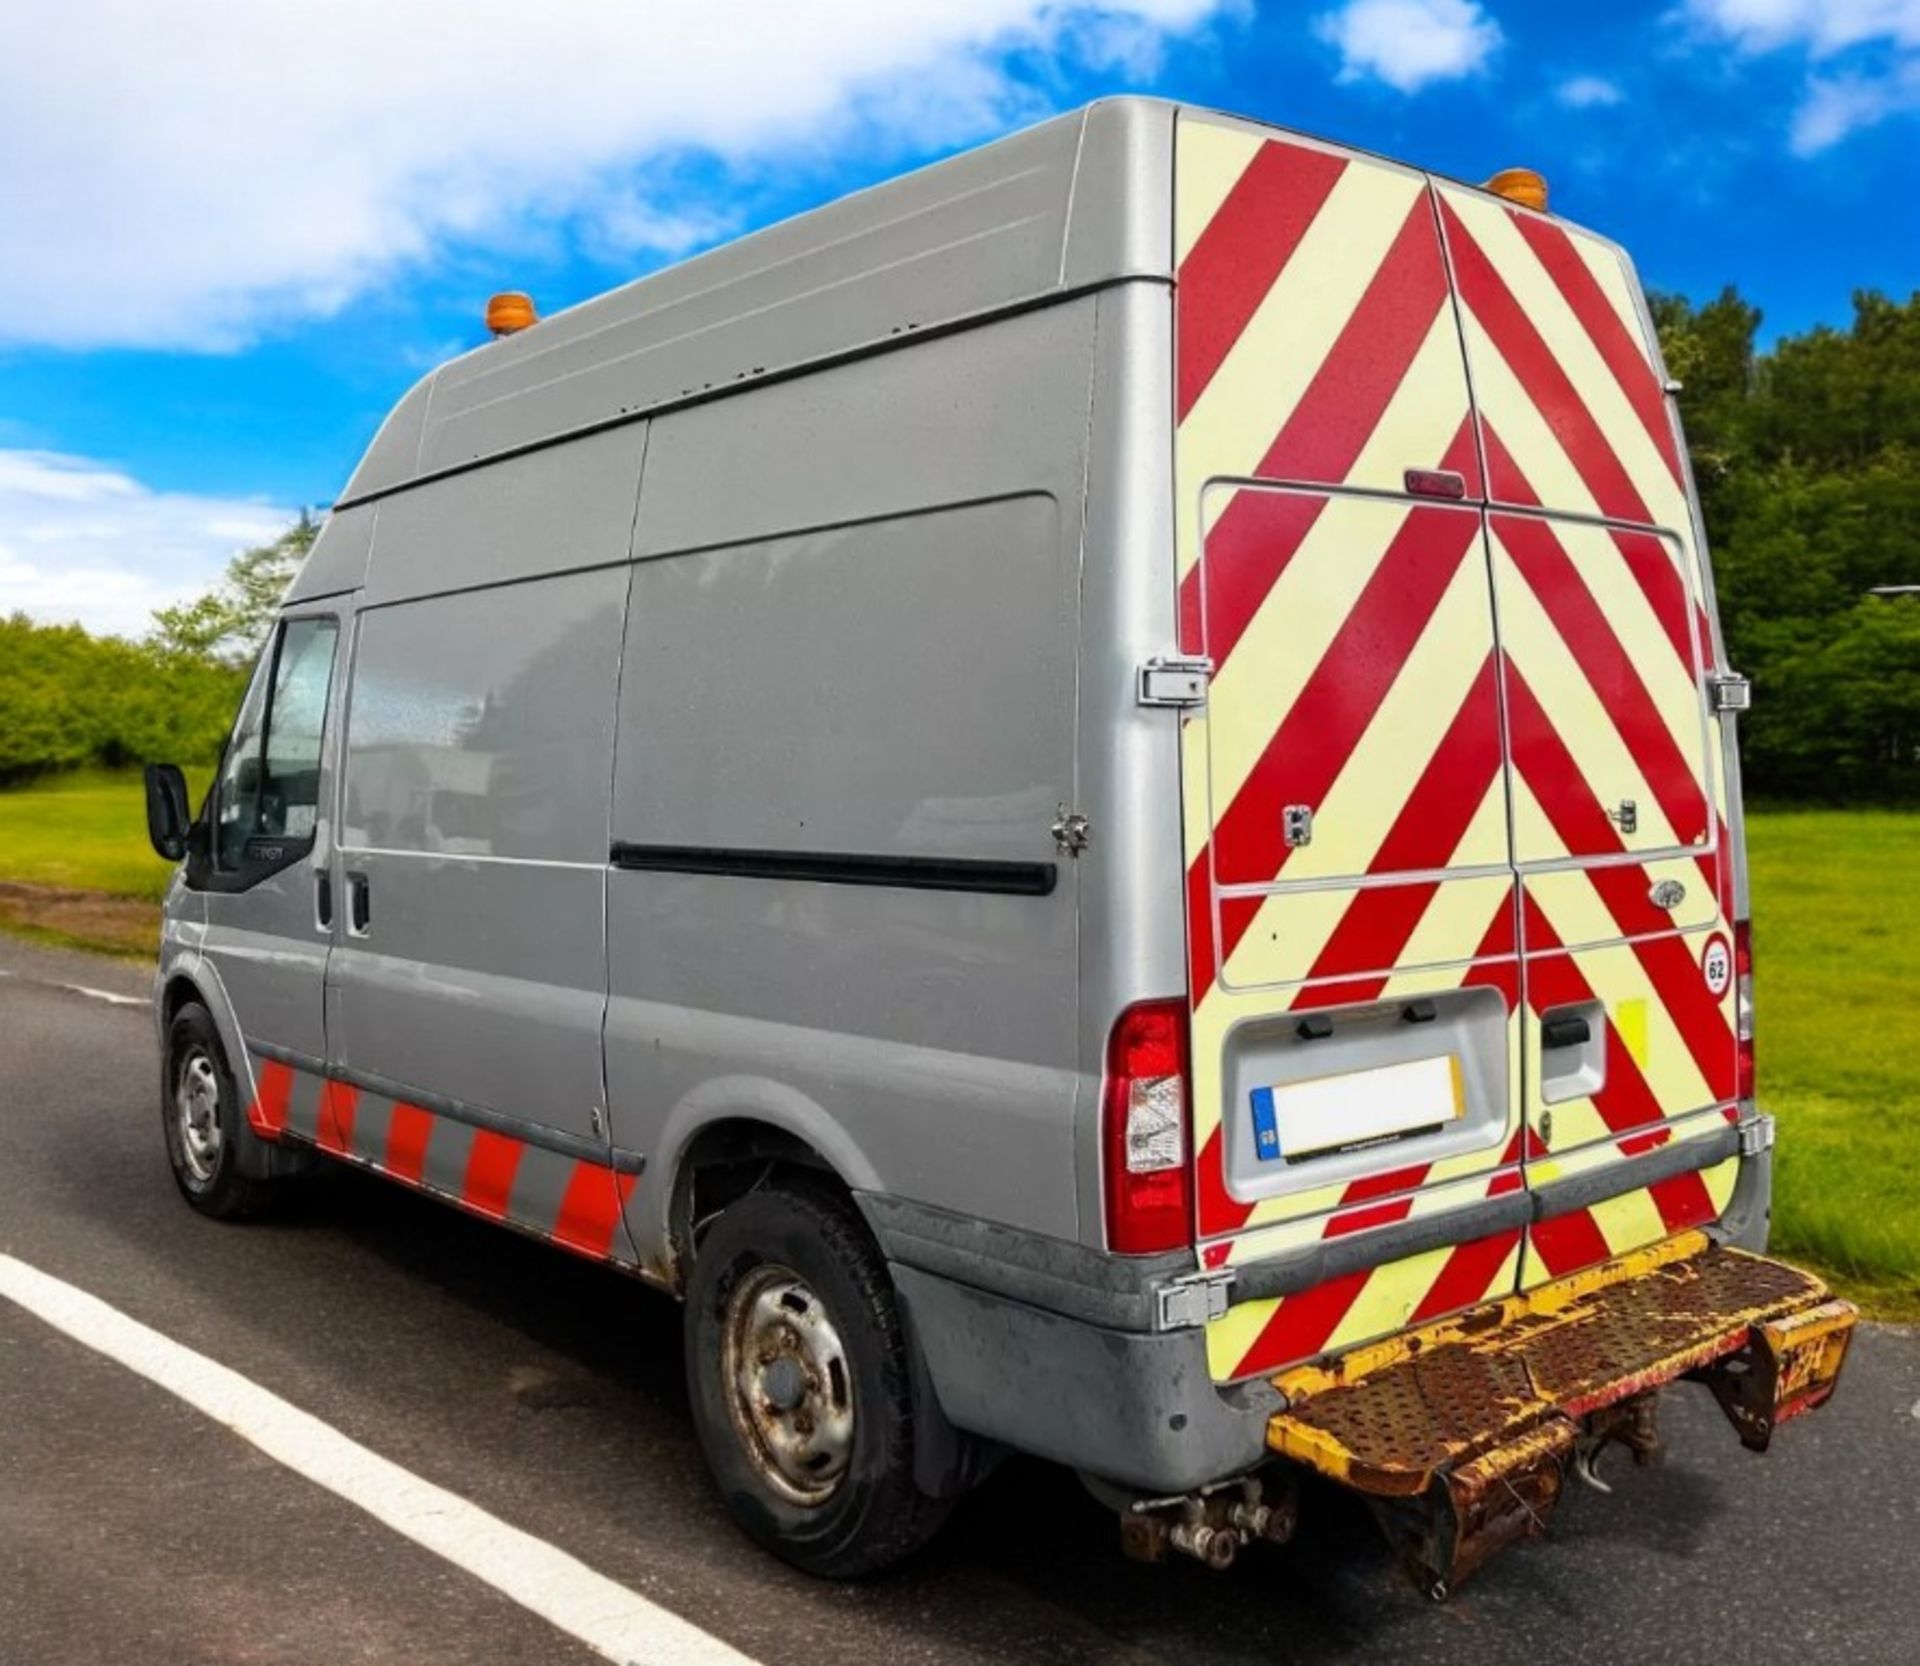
[3, 936, 1917, 1666]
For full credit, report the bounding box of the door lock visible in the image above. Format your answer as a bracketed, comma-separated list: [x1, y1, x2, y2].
[1282, 804, 1314, 848]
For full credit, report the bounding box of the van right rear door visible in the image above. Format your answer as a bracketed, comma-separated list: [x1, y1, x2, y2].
[1434, 182, 1743, 1288]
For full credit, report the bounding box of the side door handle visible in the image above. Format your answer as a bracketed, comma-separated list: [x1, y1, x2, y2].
[345, 872, 372, 937]
[315, 869, 333, 931]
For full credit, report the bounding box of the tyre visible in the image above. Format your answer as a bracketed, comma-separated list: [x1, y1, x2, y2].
[684, 1176, 951, 1578]
[161, 1002, 288, 1219]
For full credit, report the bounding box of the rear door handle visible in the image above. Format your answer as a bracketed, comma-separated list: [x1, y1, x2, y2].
[1542, 1014, 1592, 1050]
[346, 872, 371, 936]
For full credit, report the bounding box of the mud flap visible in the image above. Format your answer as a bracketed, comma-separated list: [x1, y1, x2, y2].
[1264, 1232, 1856, 1594]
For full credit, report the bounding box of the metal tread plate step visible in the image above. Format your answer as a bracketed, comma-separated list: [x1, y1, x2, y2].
[1262, 1231, 1856, 1592]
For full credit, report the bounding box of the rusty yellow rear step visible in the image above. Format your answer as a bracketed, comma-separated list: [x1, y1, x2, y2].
[1265, 1232, 1855, 1594]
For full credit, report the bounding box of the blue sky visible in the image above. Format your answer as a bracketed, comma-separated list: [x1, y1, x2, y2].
[4, 0, 1917, 636]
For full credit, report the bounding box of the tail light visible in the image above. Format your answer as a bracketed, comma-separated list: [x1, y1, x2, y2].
[1734, 919, 1755, 1101]
[1102, 999, 1193, 1254]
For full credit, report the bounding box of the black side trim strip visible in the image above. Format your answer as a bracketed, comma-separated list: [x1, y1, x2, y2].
[246, 1043, 645, 1174]
[611, 841, 1057, 897]
[1230, 1191, 1535, 1305]
[1531, 1123, 1740, 1223]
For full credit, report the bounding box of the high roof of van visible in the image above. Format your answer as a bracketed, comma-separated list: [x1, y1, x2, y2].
[339, 99, 1178, 505]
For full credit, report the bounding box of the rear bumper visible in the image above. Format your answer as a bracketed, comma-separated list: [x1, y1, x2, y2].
[890, 1264, 1279, 1495]
[1267, 1231, 1855, 1591]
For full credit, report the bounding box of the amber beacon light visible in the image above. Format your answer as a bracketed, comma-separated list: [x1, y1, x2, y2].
[485, 291, 538, 336]
[1482, 167, 1549, 212]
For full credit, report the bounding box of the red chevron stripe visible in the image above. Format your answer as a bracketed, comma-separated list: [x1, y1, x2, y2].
[1494, 511, 1709, 846]
[1511, 214, 1683, 485]
[1295, 656, 1504, 985]
[1529, 1206, 1613, 1279]
[1245, 192, 1464, 489]
[1408, 1227, 1522, 1326]
[1196, 1124, 1252, 1238]
[1210, 503, 1483, 890]
[1441, 197, 1652, 524]
[1480, 423, 1700, 675]
[1236, 1267, 1373, 1377]
[1186, 488, 1321, 674]
[1505, 670, 1736, 1092]
[1186, 853, 1218, 1005]
[1522, 900, 1669, 1137]
[1177, 139, 1347, 421]
[1650, 1167, 1718, 1234]
[1325, 1196, 1416, 1238]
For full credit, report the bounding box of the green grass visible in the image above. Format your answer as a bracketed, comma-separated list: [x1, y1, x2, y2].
[0, 772, 1914, 1304]
[0, 766, 209, 902]
[1749, 810, 1920, 1309]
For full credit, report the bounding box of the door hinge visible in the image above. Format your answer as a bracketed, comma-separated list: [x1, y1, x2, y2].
[1709, 673, 1752, 714]
[1156, 1269, 1234, 1331]
[1738, 1112, 1775, 1157]
[1137, 654, 1212, 709]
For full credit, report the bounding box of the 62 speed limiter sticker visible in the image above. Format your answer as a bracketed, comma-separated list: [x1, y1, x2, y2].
[1700, 932, 1734, 999]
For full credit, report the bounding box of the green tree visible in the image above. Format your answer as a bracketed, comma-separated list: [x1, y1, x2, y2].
[1655, 287, 1920, 803]
[149, 512, 318, 663]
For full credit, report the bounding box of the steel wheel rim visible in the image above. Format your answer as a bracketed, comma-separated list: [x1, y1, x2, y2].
[721, 1262, 856, 1506]
[174, 1048, 223, 1184]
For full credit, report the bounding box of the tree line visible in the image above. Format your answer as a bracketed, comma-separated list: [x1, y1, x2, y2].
[1, 291, 1915, 800]
[0, 517, 312, 783]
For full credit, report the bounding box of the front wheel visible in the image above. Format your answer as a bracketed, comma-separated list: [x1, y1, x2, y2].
[162, 1002, 290, 1219]
[683, 1178, 950, 1578]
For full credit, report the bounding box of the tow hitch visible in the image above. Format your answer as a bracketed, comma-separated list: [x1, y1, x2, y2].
[1262, 1233, 1855, 1597]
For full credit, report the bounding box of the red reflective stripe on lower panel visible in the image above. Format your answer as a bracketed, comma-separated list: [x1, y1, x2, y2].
[246, 1059, 293, 1136]
[385, 1102, 434, 1185]
[462, 1129, 524, 1220]
[553, 1163, 639, 1259]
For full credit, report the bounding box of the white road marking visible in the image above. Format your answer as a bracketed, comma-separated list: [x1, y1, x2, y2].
[0, 968, 145, 1007]
[0, 1253, 757, 1666]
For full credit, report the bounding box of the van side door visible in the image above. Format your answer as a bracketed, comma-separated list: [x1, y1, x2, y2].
[322, 430, 644, 1256]
[194, 603, 344, 1125]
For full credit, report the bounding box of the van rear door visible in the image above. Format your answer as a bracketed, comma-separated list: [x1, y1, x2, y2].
[1171, 114, 1529, 1383]
[1433, 183, 1741, 1289]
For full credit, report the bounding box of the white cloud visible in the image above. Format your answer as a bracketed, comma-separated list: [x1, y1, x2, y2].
[1681, 0, 1920, 149]
[1557, 74, 1625, 107]
[0, 1, 1227, 352]
[1680, 0, 1920, 57]
[0, 451, 293, 639]
[1313, 0, 1503, 93]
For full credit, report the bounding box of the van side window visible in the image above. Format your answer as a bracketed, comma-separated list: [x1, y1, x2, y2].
[215, 617, 339, 870]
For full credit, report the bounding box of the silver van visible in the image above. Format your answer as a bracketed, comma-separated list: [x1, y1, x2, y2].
[144, 98, 1853, 1593]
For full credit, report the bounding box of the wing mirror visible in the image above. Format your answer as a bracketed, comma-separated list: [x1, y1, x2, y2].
[143, 763, 193, 862]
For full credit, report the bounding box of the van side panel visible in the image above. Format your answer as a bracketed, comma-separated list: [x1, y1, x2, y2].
[608, 301, 1098, 1261]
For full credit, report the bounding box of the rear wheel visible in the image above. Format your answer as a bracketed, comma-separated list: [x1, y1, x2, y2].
[162, 1002, 288, 1219]
[683, 1177, 950, 1578]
